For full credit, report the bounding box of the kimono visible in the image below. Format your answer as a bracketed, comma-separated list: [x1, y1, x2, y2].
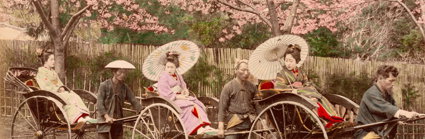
[354, 85, 399, 139]
[96, 79, 142, 137]
[157, 72, 211, 135]
[35, 67, 89, 123]
[274, 68, 342, 127]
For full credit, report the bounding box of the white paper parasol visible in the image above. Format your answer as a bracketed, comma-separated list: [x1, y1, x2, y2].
[248, 34, 309, 80]
[142, 40, 200, 81]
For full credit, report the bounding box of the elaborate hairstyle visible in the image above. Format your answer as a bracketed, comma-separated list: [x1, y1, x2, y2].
[36, 49, 54, 65]
[165, 51, 180, 68]
[283, 44, 301, 63]
[375, 65, 399, 80]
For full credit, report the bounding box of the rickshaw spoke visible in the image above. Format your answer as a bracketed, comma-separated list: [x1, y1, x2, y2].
[148, 107, 160, 138]
[158, 105, 162, 136]
[165, 109, 176, 136]
[13, 122, 34, 132]
[133, 128, 152, 138]
[43, 124, 63, 135]
[140, 111, 157, 138]
[252, 130, 267, 139]
[269, 108, 283, 138]
[17, 110, 37, 132]
[282, 104, 287, 139]
[303, 126, 319, 139]
[35, 98, 41, 130]
[170, 132, 184, 139]
[288, 107, 298, 138]
[72, 132, 78, 138]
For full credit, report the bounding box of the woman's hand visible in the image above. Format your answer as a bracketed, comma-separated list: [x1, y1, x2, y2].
[182, 89, 190, 96]
[58, 87, 66, 93]
[176, 95, 188, 100]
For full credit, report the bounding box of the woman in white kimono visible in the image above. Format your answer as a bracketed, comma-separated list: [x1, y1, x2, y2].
[35, 51, 95, 124]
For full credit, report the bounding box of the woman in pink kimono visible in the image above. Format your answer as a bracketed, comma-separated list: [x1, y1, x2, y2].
[35, 51, 95, 124]
[157, 52, 216, 135]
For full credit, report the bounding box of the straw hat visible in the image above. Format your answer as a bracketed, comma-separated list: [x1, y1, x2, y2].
[105, 60, 136, 69]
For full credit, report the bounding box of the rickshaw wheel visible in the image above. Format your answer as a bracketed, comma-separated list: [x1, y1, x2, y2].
[132, 103, 188, 139]
[11, 96, 72, 139]
[248, 101, 328, 139]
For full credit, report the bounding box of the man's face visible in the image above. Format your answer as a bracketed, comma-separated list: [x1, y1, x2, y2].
[377, 73, 396, 94]
[236, 63, 250, 81]
[114, 69, 128, 81]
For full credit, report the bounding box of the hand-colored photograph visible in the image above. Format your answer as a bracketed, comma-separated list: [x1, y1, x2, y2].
[1, 0, 425, 138]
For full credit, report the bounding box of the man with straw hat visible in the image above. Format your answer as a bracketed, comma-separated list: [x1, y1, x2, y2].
[218, 59, 258, 138]
[96, 60, 142, 139]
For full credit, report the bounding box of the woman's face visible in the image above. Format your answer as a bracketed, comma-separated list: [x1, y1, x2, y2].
[45, 54, 55, 68]
[165, 62, 177, 74]
[284, 54, 297, 70]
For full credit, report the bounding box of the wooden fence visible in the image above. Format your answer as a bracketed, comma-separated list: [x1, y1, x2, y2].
[1, 40, 424, 138]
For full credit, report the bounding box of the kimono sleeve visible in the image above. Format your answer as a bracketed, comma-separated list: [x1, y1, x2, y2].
[157, 74, 177, 101]
[54, 72, 65, 87]
[35, 68, 60, 92]
[275, 73, 290, 89]
[179, 74, 188, 90]
[363, 91, 399, 119]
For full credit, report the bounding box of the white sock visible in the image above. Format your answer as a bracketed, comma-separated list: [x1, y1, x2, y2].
[83, 116, 93, 120]
[77, 117, 86, 123]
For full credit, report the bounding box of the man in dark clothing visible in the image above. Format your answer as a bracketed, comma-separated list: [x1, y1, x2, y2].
[355, 65, 419, 139]
[97, 60, 142, 139]
[218, 59, 257, 139]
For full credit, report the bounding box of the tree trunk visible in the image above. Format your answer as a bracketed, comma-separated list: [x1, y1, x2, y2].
[50, 0, 66, 82]
[420, 0, 425, 33]
[266, 0, 281, 36]
[281, 0, 300, 34]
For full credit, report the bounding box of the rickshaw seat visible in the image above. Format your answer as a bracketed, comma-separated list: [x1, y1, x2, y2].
[24, 79, 40, 90]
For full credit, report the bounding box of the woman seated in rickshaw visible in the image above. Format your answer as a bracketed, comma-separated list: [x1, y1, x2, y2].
[157, 52, 217, 135]
[262, 45, 343, 128]
[35, 51, 96, 124]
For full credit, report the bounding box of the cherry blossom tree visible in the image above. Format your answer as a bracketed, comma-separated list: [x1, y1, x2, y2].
[4, 0, 170, 81]
[157, 0, 371, 42]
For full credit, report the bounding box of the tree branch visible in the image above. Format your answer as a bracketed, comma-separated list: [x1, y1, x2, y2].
[61, 5, 92, 40]
[217, 0, 272, 27]
[275, 1, 286, 9]
[281, 0, 299, 33]
[390, 0, 425, 41]
[63, 15, 82, 43]
[31, 0, 57, 37]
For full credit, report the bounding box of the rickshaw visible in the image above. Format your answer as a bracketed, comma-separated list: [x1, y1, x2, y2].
[5, 67, 198, 139]
[7, 67, 425, 139]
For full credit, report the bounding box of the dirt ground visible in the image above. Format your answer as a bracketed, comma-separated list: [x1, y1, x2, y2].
[0, 117, 11, 138]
